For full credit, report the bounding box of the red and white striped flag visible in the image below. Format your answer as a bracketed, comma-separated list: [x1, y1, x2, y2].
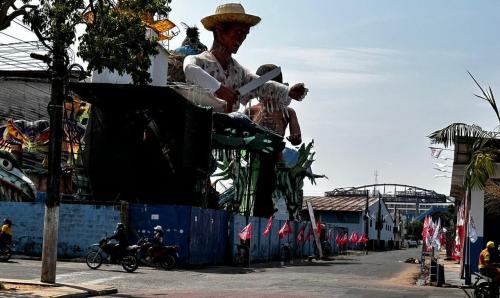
[357, 233, 368, 243]
[278, 221, 292, 239]
[349, 232, 359, 243]
[296, 225, 305, 244]
[263, 216, 273, 237]
[239, 223, 252, 241]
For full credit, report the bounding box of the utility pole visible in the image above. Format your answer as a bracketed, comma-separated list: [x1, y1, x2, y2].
[41, 0, 66, 283]
[364, 190, 369, 254]
[393, 206, 398, 248]
[376, 193, 382, 250]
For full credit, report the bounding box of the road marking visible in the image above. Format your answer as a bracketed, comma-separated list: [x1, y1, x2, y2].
[56, 271, 96, 281]
[83, 275, 127, 284]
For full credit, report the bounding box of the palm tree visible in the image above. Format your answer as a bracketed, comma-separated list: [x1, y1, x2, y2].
[428, 73, 499, 282]
[428, 72, 499, 191]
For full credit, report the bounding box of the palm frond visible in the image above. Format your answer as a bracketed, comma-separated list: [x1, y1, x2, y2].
[464, 152, 495, 190]
[468, 71, 500, 123]
[428, 123, 490, 147]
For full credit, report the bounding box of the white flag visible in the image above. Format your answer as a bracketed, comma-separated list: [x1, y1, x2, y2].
[434, 174, 451, 178]
[438, 156, 453, 161]
[432, 218, 441, 250]
[469, 216, 478, 243]
[430, 148, 443, 158]
[433, 162, 450, 168]
[434, 167, 451, 173]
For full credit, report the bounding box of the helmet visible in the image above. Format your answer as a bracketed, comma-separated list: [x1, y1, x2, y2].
[116, 223, 124, 230]
[487, 241, 495, 248]
[3, 218, 11, 225]
[154, 225, 163, 232]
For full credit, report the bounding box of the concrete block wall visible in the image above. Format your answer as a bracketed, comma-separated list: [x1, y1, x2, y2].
[0, 202, 121, 258]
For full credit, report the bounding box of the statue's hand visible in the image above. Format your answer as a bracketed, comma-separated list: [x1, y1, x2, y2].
[288, 83, 308, 101]
[287, 134, 302, 146]
[215, 85, 238, 112]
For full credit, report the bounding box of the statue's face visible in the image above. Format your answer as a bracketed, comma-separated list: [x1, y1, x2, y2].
[216, 23, 251, 54]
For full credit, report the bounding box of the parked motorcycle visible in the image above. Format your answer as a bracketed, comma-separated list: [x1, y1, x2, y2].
[85, 238, 138, 272]
[0, 242, 13, 262]
[135, 237, 179, 270]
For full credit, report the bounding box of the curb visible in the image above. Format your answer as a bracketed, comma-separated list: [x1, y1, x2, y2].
[0, 279, 117, 297]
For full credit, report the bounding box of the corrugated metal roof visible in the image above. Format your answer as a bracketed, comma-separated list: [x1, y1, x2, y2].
[0, 78, 51, 122]
[303, 196, 379, 212]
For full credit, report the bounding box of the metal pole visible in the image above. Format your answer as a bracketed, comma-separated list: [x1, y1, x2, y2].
[377, 194, 382, 250]
[364, 190, 369, 254]
[41, 0, 66, 283]
[463, 188, 472, 285]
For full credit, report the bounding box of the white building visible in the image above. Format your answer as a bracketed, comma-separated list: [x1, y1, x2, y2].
[303, 196, 396, 248]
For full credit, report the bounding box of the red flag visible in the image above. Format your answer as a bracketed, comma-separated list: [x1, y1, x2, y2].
[279, 221, 292, 239]
[296, 225, 305, 244]
[357, 233, 368, 243]
[239, 223, 252, 241]
[335, 233, 341, 247]
[349, 232, 359, 243]
[422, 216, 429, 243]
[341, 233, 348, 245]
[263, 216, 273, 237]
[305, 225, 312, 242]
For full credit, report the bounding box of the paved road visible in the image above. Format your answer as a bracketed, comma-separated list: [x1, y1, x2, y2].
[0, 248, 464, 297]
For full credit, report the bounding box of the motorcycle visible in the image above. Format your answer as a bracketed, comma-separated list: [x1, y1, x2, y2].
[135, 237, 179, 270]
[0, 242, 13, 262]
[85, 238, 139, 272]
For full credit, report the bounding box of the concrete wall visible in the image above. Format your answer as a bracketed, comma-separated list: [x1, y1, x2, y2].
[0, 202, 121, 258]
[469, 189, 485, 273]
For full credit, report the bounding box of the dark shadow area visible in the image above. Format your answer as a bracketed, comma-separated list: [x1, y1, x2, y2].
[181, 259, 362, 275]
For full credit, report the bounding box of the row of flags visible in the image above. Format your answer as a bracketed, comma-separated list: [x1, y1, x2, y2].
[452, 202, 478, 261]
[422, 215, 446, 251]
[429, 147, 453, 178]
[335, 232, 368, 247]
[239, 217, 313, 243]
[239, 217, 369, 246]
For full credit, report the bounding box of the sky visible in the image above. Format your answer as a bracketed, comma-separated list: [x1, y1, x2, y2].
[166, 0, 500, 197]
[2, 1, 500, 197]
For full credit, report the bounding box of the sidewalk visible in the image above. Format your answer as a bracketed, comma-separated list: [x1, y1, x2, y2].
[0, 278, 117, 297]
[441, 259, 465, 287]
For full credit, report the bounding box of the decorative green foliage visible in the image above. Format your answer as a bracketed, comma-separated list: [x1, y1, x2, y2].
[275, 141, 326, 219]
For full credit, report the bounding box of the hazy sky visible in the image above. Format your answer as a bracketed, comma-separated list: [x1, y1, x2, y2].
[165, 0, 500, 197]
[3, 1, 500, 197]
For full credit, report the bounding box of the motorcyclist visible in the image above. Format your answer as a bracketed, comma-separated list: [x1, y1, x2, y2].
[0, 218, 12, 248]
[148, 225, 165, 260]
[479, 241, 500, 286]
[106, 223, 129, 258]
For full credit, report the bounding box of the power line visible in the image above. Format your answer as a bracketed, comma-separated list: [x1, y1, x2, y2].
[0, 54, 45, 70]
[0, 31, 27, 43]
[12, 20, 33, 33]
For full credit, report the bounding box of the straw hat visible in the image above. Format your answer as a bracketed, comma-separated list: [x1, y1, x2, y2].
[201, 3, 261, 31]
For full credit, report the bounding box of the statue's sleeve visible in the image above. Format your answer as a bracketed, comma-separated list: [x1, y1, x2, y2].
[183, 55, 221, 94]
